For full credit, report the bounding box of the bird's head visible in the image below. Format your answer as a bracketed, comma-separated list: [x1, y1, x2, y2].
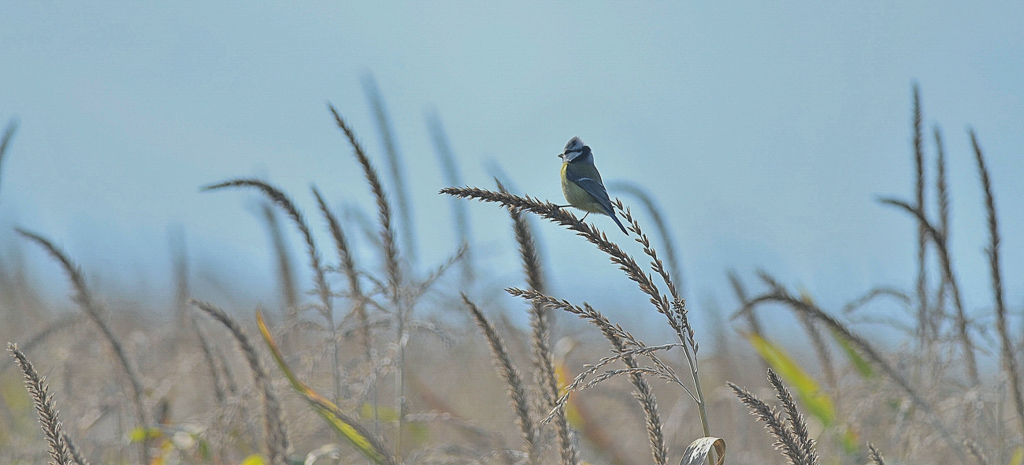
[558, 136, 592, 163]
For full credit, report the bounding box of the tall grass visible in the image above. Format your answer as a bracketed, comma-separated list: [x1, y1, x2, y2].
[363, 75, 418, 267]
[1, 86, 1021, 465]
[15, 228, 152, 465]
[0, 118, 18, 195]
[428, 111, 475, 287]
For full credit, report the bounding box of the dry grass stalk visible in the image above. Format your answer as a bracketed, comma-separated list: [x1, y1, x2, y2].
[254, 311, 398, 465]
[329, 105, 402, 298]
[496, 179, 546, 297]
[428, 112, 474, 286]
[971, 130, 1024, 436]
[494, 179, 579, 465]
[461, 294, 539, 464]
[932, 127, 950, 340]
[840, 287, 910, 315]
[170, 229, 192, 336]
[190, 309, 228, 404]
[877, 197, 979, 384]
[729, 371, 817, 465]
[8, 343, 74, 465]
[443, 186, 699, 463]
[608, 181, 685, 294]
[62, 431, 90, 465]
[440, 188, 677, 340]
[497, 179, 553, 382]
[912, 84, 929, 349]
[868, 444, 885, 465]
[328, 104, 408, 454]
[363, 74, 418, 265]
[204, 178, 343, 402]
[507, 289, 638, 349]
[746, 274, 968, 461]
[618, 202, 711, 442]
[407, 244, 467, 304]
[312, 187, 373, 370]
[796, 308, 836, 390]
[260, 203, 300, 318]
[766, 369, 817, 464]
[728, 271, 765, 338]
[15, 228, 151, 465]
[192, 300, 291, 465]
[507, 288, 669, 465]
[617, 202, 692, 345]
[557, 343, 683, 394]
[0, 118, 18, 195]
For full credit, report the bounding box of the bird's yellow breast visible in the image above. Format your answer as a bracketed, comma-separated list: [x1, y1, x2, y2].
[561, 162, 606, 214]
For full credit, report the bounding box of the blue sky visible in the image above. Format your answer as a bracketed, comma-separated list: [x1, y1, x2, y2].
[1, 3, 1022, 341]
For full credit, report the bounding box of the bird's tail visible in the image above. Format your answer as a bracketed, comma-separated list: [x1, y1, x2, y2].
[609, 210, 628, 235]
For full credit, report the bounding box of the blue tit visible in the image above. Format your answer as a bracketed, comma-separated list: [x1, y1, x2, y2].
[558, 136, 628, 234]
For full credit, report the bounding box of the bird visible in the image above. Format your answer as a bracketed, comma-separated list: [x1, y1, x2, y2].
[558, 136, 628, 234]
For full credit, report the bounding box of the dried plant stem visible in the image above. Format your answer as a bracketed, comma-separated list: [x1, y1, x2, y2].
[767, 369, 818, 464]
[497, 182, 577, 465]
[933, 127, 951, 341]
[363, 74, 417, 265]
[16, 228, 151, 465]
[204, 179, 343, 402]
[329, 105, 407, 455]
[0, 118, 17, 193]
[8, 343, 74, 465]
[462, 294, 539, 464]
[193, 300, 291, 465]
[728, 271, 764, 337]
[868, 444, 885, 465]
[260, 203, 299, 320]
[170, 229, 191, 338]
[313, 187, 371, 354]
[729, 374, 815, 465]
[439, 189, 678, 345]
[971, 130, 1024, 435]
[63, 431, 91, 465]
[508, 289, 668, 465]
[912, 84, 929, 348]
[619, 203, 710, 442]
[747, 278, 967, 462]
[498, 179, 547, 298]
[878, 198, 979, 384]
[443, 187, 693, 462]
[528, 287, 580, 465]
[522, 292, 579, 465]
[190, 309, 228, 404]
[608, 181, 684, 293]
[798, 312, 836, 389]
[428, 112, 474, 286]
[313, 187, 377, 427]
[841, 287, 911, 315]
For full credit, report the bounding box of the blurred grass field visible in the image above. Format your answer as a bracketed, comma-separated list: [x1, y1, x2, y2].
[0, 87, 1022, 465]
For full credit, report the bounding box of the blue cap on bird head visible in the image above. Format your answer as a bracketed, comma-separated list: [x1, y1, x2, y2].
[560, 136, 591, 163]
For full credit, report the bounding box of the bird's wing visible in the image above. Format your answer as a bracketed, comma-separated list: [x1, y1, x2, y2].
[574, 177, 628, 234]
[570, 175, 616, 216]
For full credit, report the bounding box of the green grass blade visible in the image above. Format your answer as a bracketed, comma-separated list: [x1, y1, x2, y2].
[746, 333, 835, 426]
[831, 329, 874, 378]
[256, 311, 389, 465]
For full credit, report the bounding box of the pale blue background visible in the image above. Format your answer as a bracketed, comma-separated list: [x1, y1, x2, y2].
[1, 3, 1022, 343]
